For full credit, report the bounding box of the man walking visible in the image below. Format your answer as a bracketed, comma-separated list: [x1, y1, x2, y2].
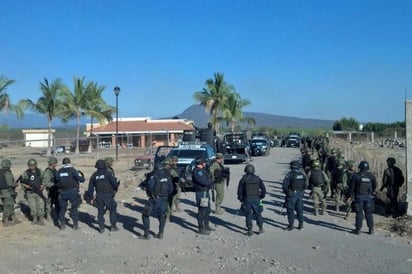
[380, 157, 404, 217]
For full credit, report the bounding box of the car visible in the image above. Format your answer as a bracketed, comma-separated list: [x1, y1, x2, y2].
[52, 145, 68, 154]
[249, 138, 270, 156]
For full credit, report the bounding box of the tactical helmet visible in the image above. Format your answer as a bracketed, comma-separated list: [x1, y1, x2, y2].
[387, 157, 396, 166]
[162, 159, 171, 167]
[244, 164, 255, 174]
[358, 161, 369, 172]
[331, 148, 336, 154]
[337, 158, 346, 167]
[216, 153, 224, 160]
[48, 157, 58, 165]
[195, 157, 206, 165]
[1, 159, 11, 168]
[104, 157, 114, 165]
[95, 159, 106, 169]
[27, 159, 37, 166]
[290, 160, 301, 170]
[62, 157, 71, 164]
[311, 160, 320, 168]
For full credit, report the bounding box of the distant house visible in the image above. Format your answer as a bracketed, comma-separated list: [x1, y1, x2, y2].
[87, 117, 195, 149]
[22, 129, 55, 148]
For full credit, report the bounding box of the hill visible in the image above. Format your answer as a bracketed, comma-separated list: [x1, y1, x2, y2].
[173, 104, 334, 128]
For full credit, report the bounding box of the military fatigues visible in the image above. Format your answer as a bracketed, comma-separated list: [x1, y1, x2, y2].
[21, 167, 45, 224]
[0, 166, 18, 225]
[42, 166, 58, 221]
[140, 167, 173, 239]
[210, 155, 226, 215]
[237, 169, 266, 236]
[380, 161, 404, 217]
[87, 160, 119, 233]
[166, 166, 181, 220]
[283, 166, 307, 230]
[331, 165, 348, 212]
[307, 167, 329, 215]
[56, 163, 85, 229]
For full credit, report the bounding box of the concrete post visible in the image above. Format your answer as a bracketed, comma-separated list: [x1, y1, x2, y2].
[405, 100, 412, 216]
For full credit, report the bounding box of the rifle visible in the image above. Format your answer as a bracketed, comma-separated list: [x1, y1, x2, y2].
[20, 175, 47, 202]
[223, 167, 230, 189]
[211, 183, 216, 202]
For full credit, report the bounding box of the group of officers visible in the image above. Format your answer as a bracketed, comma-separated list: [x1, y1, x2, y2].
[0, 147, 405, 238]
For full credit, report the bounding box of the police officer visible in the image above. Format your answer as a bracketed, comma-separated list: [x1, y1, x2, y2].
[210, 153, 226, 215]
[282, 160, 307, 231]
[237, 164, 266, 236]
[380, 157, 404, 217]
[42, 157, 58, 221]
[0, 159, 20, 226]
[192, 157, 215, 235]
[139, 160, 173, 240]
[55, 158, 85, 230]
[307, 160, 329, 216]
[86, 159, 119, 233]
[348, 161, 377, 235]
[21, 159, 46, 225]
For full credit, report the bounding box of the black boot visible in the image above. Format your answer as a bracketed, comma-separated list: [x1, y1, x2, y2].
[258, 225, 264, 234]
[247, 228, 253, 236]
[298, 222, 304, 230]
[198, 225, 210, 235]
[139, 234, 150, 240]
[205, 223, 215, 232]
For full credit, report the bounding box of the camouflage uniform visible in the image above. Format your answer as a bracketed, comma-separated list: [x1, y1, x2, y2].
[210, 153, 225, 215]
[344, 161, 356, 219]
[165, 158, 182, 220]
[21, 159, 45, 225]
[0, 159, 19, 226]
[307, 160, 330, 215]
[169, 156, 182, 212]
[104, 157, 115, 176]
[42, 157, 58, 221]
[331, 159, 349, 212]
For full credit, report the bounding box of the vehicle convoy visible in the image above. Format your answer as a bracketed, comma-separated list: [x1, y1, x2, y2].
[249, 137, 270, 156]
[220, 132, 249, 164]
[285, 134, 301, 148]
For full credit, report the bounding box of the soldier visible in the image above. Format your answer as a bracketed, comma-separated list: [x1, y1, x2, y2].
[169, 155, 183, 213]
[331, 159, 349, 213]
[21, 159, 46, 225]
[282, 161, 307, 231]
[237, 164, 266, 236]
[301, 148, 312, 174]
[42, 157, 58, 221]
[139, 161, 173, 240]
[380, 157, 404, 217]
[0, 159, 20, 226]
[348, 161, 377, 235]
[104, 157, 115, 176]
[307, 160, 329, 216]
[55, 158, 85, 230]
[344, 160, 356, 219]
[86, 159, 119, 233]
[210, 153, 226, 215]
[192, 157, 215, 235]
[324, 148, 337, 198]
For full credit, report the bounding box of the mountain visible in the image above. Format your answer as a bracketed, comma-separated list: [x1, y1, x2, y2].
[173, 104, 334, 128]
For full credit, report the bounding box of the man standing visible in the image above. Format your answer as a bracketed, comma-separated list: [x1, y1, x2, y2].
[210, 153, 226, 215]
[86, 159, 119, 233]
[307, 160, 329, 216]
[0, 159, 20, 226]
[331, 159, 348, 213]
[21, 159, 45, 225]
[237, 164, 266, 236]
[282, 160, 307, 231]
[192, 157, 215, 235]
[168, 156, 183, 215]
[380, 157, 404, 217]
[42, 157, 58, 222]
[55, 158, 85, 230]
[348, 161, 377, 235]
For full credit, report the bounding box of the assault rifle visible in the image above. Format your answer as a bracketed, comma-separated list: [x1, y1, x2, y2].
[18, 175, 47, 202]
[211, 183, 216, 202]
[223, 167, 230, 189]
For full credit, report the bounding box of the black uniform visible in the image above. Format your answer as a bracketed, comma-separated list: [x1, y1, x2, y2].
[380, 164, 404, 217]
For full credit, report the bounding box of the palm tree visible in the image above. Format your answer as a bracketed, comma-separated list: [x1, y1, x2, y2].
[219, 92, 255, 131]
[19, 78, 65, 155]
[0, 76, 24, 119]
[193, 72, 235, 133]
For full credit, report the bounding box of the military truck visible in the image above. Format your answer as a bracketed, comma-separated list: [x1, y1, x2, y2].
[221, 132, 249, 164]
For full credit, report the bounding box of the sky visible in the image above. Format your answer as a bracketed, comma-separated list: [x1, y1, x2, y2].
[1, 0, 411, 124]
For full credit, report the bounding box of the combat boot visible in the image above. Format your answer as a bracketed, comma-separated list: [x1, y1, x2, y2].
[198, 225, 211, 235]
[38, 216, 46, 226]
[175, 204, 182, 213]
[156, 233, 164, 239]
[98, 227, 105, 233]
[31, 216, 38, 225]
[258, 225, 264, 234]
[298, 222, 304, 230]
[11, 216, 21, 224]
[205, 223, 215, 232]
[247, 228, 254, 236]
[284, 225, 293, 231]
[215, 206, 223, 215]
[139, 234, 150, 240]
[335, 205, 340, 213]
[3, 220, 14, 227]
[313, 209, 318, 216]
[369, 228, 374, 235]
[109, 225, 119, 232]
[321, 208, 328, 215]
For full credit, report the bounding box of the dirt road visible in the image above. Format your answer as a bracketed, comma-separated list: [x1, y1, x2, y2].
[0, 147, 411, 273]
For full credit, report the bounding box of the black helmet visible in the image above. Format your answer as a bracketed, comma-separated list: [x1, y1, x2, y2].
[358, 161, 369, 171]
[195, 157, 206, 165]
[62, 157, 71, 164]
[95, 159, 106, 169]
[244, 164, 255, 174]
[290, 160, 301, 170]
[386, 157, 396, 166]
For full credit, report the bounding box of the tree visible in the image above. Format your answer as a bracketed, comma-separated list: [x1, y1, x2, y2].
[332, 117, 360, 131]
[0, 76, 24, 119]
[193, 72, 234, 133]
[219, 92, 255, 131]
[19, 78, 65, 156]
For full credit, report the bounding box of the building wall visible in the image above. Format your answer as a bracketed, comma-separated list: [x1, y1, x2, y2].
[25, 133, 53, 148]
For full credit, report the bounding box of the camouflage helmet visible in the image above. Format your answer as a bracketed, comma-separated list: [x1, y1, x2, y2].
[387, 157, 396, 166]
[337, 158, 346, 167]
[244, 164, 255, 174]
[162, 158, 172, 167]
[1, 159, 11, 168]
[358, 161, 369, 172]
[311, 160, 320, 168]
[48, 157, 58, 165]
[346, 160, 355, 168]
[104, 157, 114, 165]
[27, 159, 37, 166]
[170, 155, 178, 162]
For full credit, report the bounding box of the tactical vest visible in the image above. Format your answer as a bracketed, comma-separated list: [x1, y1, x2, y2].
[244, 174, 260, 197]
[26, 168, 42, 187]
[289, 171, 306, 192]
[309, 169, 324, 187]
[153, 169, 171, 197]
[333, 168, 344, 184]
[0, 169, 8, 190]
[357, 173, 372, 195]
[214, 163, 225, 182]
[57, 167, 78, 191]
[94, 171, 113, 193]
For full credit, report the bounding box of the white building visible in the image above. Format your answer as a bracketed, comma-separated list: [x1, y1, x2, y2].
[22, 129, 55, 148]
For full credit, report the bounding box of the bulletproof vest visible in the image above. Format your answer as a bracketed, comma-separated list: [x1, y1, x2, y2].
[214, 163, 225, 181]
[94, 171, 114, 193]
[327, 156, 337, 172]
[244, 174, 260, 197]
[0, 168, 8, 190]
[152, 169, 171, 197]
[309, 169, 324, 187]
[333, 168, 344, 184]
[57, 167, 78, 190]
[356, 172, 372, 195]
[26, 168, 42, 187]
[289, 171, 306, 192]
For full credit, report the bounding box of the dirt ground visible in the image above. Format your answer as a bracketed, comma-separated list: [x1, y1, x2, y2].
[0, 145, 411, 274]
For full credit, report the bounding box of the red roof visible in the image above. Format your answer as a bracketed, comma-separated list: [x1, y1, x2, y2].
[91, 119, 194, 134]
